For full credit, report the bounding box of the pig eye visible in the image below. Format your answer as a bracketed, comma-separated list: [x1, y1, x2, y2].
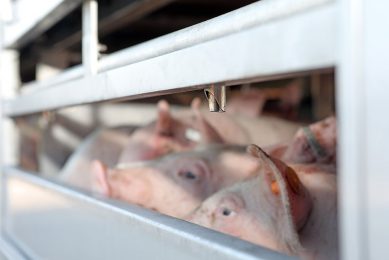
[215, 195, 243, 218]
[217, 207, 236, 218]
[222, 208, 232, 216]
[180, 171, 197, 180]
[185, 171, 196, 179]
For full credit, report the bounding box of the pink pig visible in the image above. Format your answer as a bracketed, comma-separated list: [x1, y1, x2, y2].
[266, 116, 337, 165]
[60, 99, 225, 186]
[118, 100, 200, 163]
[187, 145, 337, 259]
[90, 145, 260, 218]
[179, 98, 301, 147]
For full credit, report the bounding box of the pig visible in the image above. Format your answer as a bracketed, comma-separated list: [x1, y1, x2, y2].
[60, 99, 214, 184]
[227, 88, 267, 118]
[287, 163, 337, 260]
[266, 116, 337, 165]
[187, 144, 337, 259]
[61, 98, 300, 183]
[227, 78, 304, 119]
[60, 127, 133, 188]
[61, 99, 302, 210]
[180, 97, 302, 147]
[117, 100, 200, 163]
[89, 145, 261, 218]
[118, 97, 298, 164]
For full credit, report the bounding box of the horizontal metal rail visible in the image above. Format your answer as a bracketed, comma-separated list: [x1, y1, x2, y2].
[21, 0, 333, 93]
[2, 0, 82, 48]
[3, 167, 292, 260]
[4, 1, 337, 116]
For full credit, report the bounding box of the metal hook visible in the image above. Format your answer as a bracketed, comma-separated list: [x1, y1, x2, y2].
[204, 84, 226, 112]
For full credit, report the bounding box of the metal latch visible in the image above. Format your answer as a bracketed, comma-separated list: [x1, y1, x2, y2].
[204, 84, 226, 112]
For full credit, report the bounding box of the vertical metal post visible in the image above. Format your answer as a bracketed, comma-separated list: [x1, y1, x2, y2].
[0, 8, 20, 247]
[82, 0, 98, 76]
[0, 10, 4, 238]
[338, 0, 389, 259]
[337, 0, 366, 259]
[361, 1, 389, 259]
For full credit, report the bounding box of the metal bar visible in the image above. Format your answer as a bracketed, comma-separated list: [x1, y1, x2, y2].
[336, 0, 366, 259]
[5, 2, 337, 116]
[3, 167, 292, 260]
[2, 0, 82, 49]
[20, 0, 334, 94]
[0, 50, 20, 164]
[337, 1, 389, 258]
[50, 0, 174, 53]
[82, 0, 98, 76]
[0, 236, 26, 259]
[0, 20, 25, 260]
[359, 0, 389, 259]
[96, 0, 334, 72]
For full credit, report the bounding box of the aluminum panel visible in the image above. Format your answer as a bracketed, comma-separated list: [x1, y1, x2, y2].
[3, 168, 291, 260]
[4, 3, 337, 116]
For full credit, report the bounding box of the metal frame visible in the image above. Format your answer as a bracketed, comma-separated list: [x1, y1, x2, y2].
[19, 0, 333, 93]
[4, 167, 290, 260]
[5, 0, 336, 116]
[1, 0, 82, 48]
[337, 0, 389, 259]
[1, 0, 388, 259]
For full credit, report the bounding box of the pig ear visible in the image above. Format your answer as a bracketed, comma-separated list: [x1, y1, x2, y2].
[248, 144, 305, 253]
[247, 144, 303, 196]
[247, 144, 282, 195]
[156, 100, 173, 135]
[247, 144, 270, 161]
[190, 97, 202, 110]
[191, 98, 224, 144]
[91, 160, 111, 196]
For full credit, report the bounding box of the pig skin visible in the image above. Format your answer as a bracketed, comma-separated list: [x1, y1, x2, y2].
[90, 145, 261, 218]
[266, 116, 337, 165]
[295, 164, 338, 260]
[59, 127, 134, 189]
[187, 145, 337, 260]
[178, 98, 301, 147]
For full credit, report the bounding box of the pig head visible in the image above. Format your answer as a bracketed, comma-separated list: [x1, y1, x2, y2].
[268, 116, 337, 165]
[187, 144, 312, 255]
[61, 99, 245, 191]
[91, 145, 261, 218]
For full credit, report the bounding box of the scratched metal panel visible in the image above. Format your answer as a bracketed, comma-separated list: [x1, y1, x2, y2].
[3, 168, 292, 260]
